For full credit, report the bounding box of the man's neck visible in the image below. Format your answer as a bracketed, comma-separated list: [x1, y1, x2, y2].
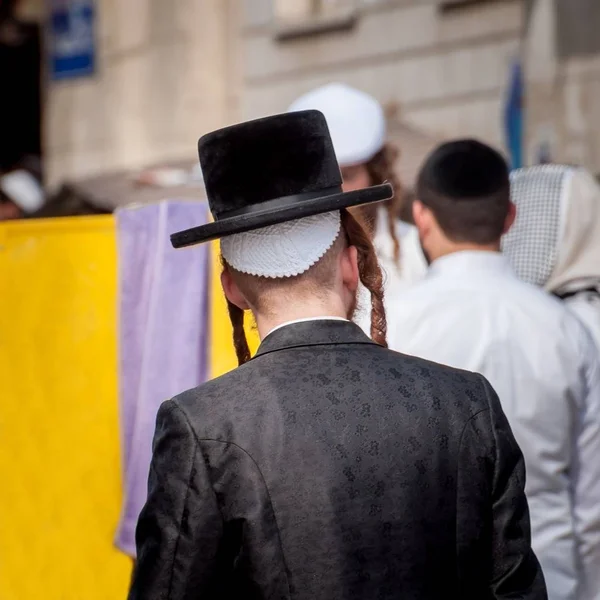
[428, 241, 501, 263]
[254, 301, 348, 341]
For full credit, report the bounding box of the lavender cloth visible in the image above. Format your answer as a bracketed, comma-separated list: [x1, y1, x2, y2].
[114, 201, 210, 556]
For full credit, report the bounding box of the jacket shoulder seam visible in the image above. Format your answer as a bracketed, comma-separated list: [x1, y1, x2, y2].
[455, 404, 490, 588]
[162, 401, 200, 599]
[180, 430, 293, 600]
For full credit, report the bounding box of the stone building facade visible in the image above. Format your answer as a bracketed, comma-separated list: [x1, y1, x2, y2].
[44, 0, 240, 188]
[525, 0, 600, 170]
[41, 0, 600, 189]
[240, 0, 523, 146]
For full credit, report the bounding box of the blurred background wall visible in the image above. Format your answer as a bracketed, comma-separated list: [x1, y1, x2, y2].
[43, 0, 240, 189]
[24, 0, 600, 194]
[526, 0, 600, 169]
[243, 0, 522, 147]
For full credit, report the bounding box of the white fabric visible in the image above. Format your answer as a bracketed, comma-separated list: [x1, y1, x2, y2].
[503, 165, 565, 287]
[0, 169, 44, 213]
[265, 316, 348, 339]
[504, 165, 600, 349]
[388, 251, 600, 600]
[549, 169, 600, 350]
[288, 83, 386, 166]
[563, 289, 600, 351]
[220, 211, 341, 278]
[354, 209, 427, 334]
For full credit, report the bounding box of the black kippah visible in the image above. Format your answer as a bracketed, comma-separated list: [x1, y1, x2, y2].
[418, 139, 509, 200]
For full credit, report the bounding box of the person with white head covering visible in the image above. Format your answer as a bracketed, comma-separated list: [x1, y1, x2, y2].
[503, 165, 600, 348]
[389, 140, 600, 600]
[0, 166, 44, 220]
[129, 112, 546, 600]
[288, 83, 427, 335]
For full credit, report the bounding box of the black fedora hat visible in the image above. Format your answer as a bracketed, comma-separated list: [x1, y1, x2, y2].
[170, 110, 393, 248]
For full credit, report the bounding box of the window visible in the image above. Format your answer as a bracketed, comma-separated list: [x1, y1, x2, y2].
[556, 0, 600, 59]
[274, 0, 357, 41]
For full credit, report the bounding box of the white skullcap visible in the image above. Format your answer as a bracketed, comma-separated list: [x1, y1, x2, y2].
[288, 83, 386, 167]
[0, 170, 44, 214]
[220, 211, 341, 278]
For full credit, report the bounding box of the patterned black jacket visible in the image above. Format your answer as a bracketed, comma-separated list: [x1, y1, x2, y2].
[129, 320, 546, 600]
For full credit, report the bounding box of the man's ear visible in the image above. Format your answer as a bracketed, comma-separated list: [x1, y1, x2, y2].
[412, 199, 430, 234]
[220, 268, 250, 310]
[503, 201, 517, 234]
[340, 244, 359, 293]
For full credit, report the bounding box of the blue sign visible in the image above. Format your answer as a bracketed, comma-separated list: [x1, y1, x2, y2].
[504, 59, 524, 170]
[50, 0, 95, 80]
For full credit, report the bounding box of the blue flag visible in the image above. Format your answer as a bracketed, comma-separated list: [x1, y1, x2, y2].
[504, 59, 524, 170]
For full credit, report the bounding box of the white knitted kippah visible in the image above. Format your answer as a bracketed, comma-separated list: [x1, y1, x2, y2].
[220, 211, 341, 278]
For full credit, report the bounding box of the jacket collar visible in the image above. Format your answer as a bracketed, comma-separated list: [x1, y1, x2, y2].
[253, 319, 375, 359]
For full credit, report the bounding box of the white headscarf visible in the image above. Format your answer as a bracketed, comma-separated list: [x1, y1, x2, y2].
[503, 165, 600, 346]
[503, 165, 600, 292]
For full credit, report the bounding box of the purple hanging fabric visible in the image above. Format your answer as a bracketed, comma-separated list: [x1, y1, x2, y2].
[114, 200, 210, 556]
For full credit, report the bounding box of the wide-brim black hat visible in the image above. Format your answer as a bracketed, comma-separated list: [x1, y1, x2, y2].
[170, 110, 393, 248]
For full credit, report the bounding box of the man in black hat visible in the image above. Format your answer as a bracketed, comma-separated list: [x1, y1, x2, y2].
[129, 112, 546, 599]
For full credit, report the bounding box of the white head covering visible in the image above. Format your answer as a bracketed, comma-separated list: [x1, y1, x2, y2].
[220, 211, 341, 278]
[503, 165, 600, 348]
[0, 169, 44, 214]
[502, 165, 564, 287]
[288, 83, 386, 167]
[503, 165, 600, 293]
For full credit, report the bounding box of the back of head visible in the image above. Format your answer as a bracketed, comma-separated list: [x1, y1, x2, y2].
[222, 209, 387, 365]
[417, 139, 510, 245]
[226, 227, 344, 314]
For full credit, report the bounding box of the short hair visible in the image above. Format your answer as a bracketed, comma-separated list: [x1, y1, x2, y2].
[416, 139, 510, 244]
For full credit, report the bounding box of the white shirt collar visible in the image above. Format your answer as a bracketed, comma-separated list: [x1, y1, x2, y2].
[428, 250, 513, 279]
[265, 316, 348, 339]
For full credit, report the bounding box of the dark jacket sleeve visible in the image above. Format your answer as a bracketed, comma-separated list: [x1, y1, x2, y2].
[477, 376, 548, 600]
[128, 399, 223, 600]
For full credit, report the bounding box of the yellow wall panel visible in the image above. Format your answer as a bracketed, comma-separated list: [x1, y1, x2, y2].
[209, 240, 260, 379]
[0, 216, 261, 599]
[0, 217, 130, 600]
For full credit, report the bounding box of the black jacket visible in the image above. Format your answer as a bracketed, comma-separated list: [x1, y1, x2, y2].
[130, 320, 546, 600]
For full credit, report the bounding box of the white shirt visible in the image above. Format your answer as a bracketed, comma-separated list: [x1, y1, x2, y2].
[355, 213, 427, 334]
[564, 291, 600, 351]
[389, 251, 600, 600]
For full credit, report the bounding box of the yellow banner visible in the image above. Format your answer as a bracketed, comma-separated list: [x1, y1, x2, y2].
[0, 216, 260, 599]
[0, 216, 130, 599]
[208, 240, 260, 378]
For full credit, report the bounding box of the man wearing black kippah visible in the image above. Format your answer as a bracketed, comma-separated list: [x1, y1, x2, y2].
[389, 140, 600, 600]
